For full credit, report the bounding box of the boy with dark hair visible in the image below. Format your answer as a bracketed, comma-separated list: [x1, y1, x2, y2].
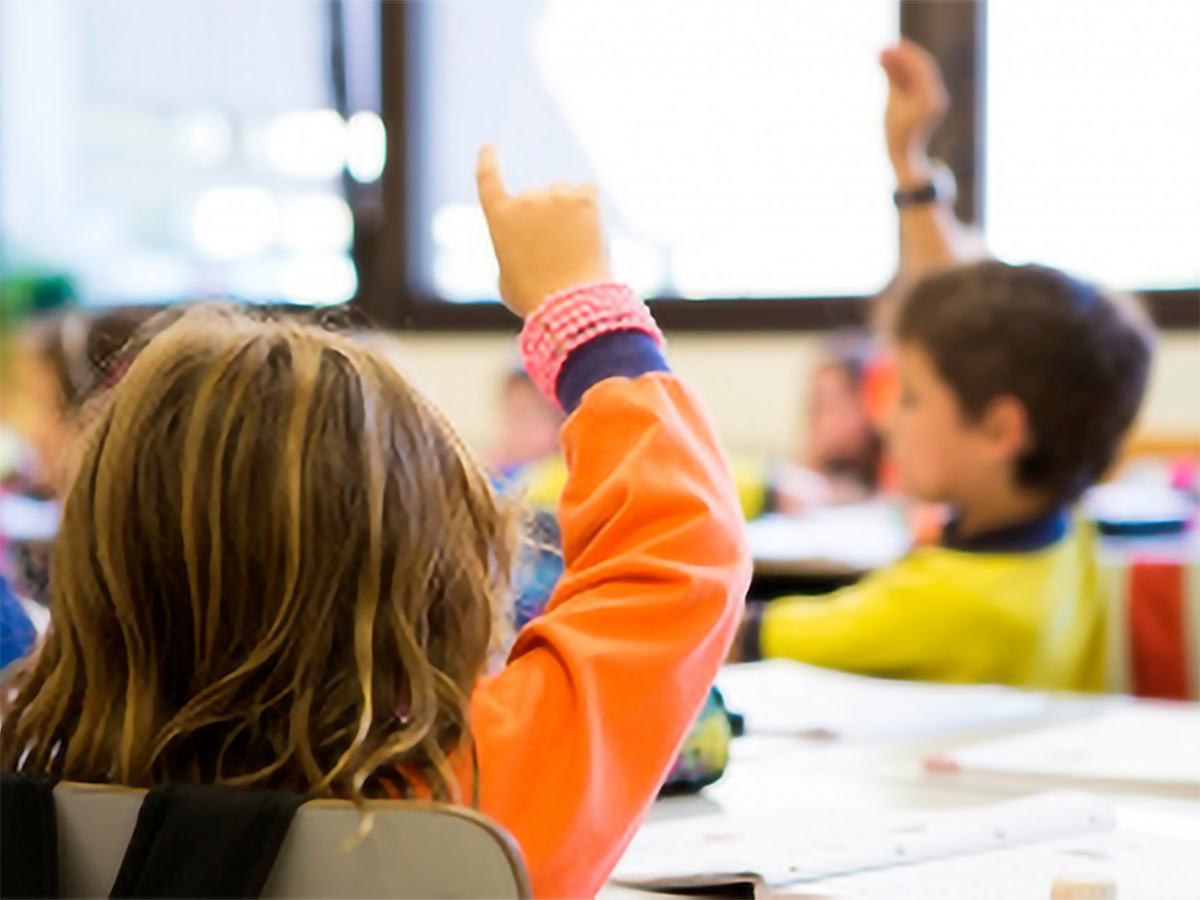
[742, 260, 1153, 690]
[895, 262, 1152, 511]
[738, 45, 1156, 690]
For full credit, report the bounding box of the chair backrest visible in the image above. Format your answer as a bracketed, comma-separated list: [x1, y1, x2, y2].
[53, 783, 531, 899]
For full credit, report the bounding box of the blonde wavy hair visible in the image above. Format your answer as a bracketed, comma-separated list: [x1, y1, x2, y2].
[1, 304, 515, 804]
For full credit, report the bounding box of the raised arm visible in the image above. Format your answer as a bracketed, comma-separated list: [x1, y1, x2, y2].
[881, 39, 978, 284]
[469, 147, 751, 899]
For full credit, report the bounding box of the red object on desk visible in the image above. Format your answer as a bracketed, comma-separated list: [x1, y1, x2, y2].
[1127, 560, 1193, 700]
[1101, 533, 1198, 701]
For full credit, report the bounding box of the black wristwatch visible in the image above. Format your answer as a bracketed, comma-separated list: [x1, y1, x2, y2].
[893, 160, 956, 209]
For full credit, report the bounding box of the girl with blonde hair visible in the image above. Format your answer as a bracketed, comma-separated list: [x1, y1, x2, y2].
[1, 148, 750, 899]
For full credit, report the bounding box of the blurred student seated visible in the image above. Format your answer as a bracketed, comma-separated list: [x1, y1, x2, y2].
[0, 308, 152, 610]
[490, 368, 567, 510]
[1, 306, 151, 647]
[734, 41, 1156, 692]
[768, 334, 885, 517]
[3, 307, 150, 497]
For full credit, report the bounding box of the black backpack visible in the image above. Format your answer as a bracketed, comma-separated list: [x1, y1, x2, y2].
[1, 772, 302, 899]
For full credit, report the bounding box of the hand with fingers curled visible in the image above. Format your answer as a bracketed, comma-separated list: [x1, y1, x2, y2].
[879, 39, 950, 188]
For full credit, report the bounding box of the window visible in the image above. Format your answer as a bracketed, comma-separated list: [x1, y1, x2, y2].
[0, 0, 382, 307]
[409, 0, 900, 306]
[3, 1, 1195, 329]
[986, 0, 1200, 291]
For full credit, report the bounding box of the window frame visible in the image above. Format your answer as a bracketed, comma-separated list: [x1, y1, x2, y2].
[354, 0, 1198, 332]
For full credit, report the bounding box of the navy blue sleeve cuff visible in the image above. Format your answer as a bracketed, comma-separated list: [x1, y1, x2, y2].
[741, 602, 765, 662]
[555, 329, 670, 413]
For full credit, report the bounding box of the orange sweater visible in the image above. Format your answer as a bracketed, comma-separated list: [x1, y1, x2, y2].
[463, 372, 749, 898]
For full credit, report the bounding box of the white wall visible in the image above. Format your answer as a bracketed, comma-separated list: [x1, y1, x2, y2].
[385, 330, 1200, 458]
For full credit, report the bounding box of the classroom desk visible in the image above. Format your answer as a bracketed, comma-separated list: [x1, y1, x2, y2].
[746, 506, 910, 599]
[747, 504, 1200, 586]
[602, 694, 1200, 899]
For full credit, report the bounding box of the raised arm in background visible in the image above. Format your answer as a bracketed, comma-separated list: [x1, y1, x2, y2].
[881, 39, 983, 288]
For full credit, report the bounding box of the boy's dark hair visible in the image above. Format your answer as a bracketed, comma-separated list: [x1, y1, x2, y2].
[895, 261, 1155, 503]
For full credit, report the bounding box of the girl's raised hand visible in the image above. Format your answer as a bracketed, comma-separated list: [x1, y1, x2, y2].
[476, 145, 612, 319]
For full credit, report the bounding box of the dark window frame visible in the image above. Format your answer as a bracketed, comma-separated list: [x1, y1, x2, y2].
[353, 0, 1198, 332]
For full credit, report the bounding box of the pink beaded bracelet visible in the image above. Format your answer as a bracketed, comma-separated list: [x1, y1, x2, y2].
[518, 282, 665, 405]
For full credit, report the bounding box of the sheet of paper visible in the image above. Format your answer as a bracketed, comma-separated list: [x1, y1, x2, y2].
[716, 661, 1052, 741]
[774, 829, 1200, 899]
[746, 507, 911, 572]
[927, 704, 1200, 792]
[613, 792, 1113, 890]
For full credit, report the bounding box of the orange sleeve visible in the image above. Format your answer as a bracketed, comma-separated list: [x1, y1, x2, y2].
[469, 372, 750, 899]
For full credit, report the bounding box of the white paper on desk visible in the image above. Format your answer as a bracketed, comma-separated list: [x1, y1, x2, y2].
[613, 791, 1114, 890]
[928, 703, 1200, 792]
[773, 829, 1200, 900]
[717, 660, 1051, 740]
[746, 507, 910, 571]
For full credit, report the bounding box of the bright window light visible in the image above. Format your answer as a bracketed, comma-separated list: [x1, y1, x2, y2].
[280, 193, 354, 253]
[987, 0, 1200, 290]
[191, 187, 279, 261]
[346, 111, 386, 183]
[264, 110, 347, 179]
[1, 0, 362, 307]
[172, 109, 234, 168]
[419, 0, 898, 302]
[278, 254, 358, 305]
[431, 204, 498, 302]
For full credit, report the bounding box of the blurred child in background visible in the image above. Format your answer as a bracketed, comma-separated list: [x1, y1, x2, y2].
[490, 368, 568, 510]
[3, 308, 149, 496]
[0, 308, 151, 611]
[489, 368, 569, 636]
[0, 566, 37, 682]
[773, 334, 884, 516]
[493, 369, 563, 477]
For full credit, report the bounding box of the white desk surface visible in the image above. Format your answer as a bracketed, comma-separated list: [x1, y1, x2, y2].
[602, 697, 1200, 899]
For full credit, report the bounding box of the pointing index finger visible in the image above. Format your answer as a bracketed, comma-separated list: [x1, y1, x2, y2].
[476, 144, 508, 211]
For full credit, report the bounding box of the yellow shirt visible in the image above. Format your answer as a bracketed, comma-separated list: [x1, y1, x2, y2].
[760, 518, 1106, 691]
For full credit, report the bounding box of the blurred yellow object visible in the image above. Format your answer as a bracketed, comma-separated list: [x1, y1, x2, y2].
[0, 425, 32, 482]
[517, 453, 771, 522]
[513, 456, 570, 511]
[729, 456, 772, 521]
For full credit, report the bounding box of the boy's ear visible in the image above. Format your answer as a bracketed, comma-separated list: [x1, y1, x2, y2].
[979, 395, 1031, 463]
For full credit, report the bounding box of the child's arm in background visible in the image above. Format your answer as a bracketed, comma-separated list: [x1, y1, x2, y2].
[881, 39, 982, 287]
[470, 147, 751, 899]
[741, 559, 1028, 684]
